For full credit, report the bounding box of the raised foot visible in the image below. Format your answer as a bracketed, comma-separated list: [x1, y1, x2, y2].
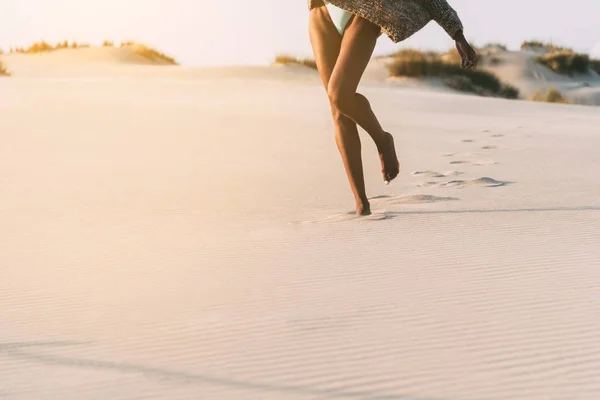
[377, 132, 400, 184]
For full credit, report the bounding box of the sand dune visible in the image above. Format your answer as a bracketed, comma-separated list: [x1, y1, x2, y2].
[1, 46, 172, 76]
[373, 48, 600, 105]
[4, 46, 599, 105]
[480, 49, 600, 105]
[2, 55, 600, 399]
[1, 48, 322, 82]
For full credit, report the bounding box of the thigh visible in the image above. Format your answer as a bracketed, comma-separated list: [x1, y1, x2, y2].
[308, 5, 343, 89]
[328, 16, 381, 96]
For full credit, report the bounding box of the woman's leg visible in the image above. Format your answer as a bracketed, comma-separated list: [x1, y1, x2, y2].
[329, 16, 400, 184]
[309, 5, 370, 215]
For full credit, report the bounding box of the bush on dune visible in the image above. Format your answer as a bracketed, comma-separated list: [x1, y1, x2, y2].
[482, 43, 508, 51]
[273, 54, 317, 70]
[537, 50, 590, 75]
[69, 41, 90, 49]
[521, 41, 570, 52]
[0, 48, 9, 75]
[531, 88, 570, 104]
[487, 56, 503, 66]
[55, 40, 70, 49]
[441, 48, 463, 65]
[4, 39, 177, 65]
[25, 41, 55, 54]
[521, 40, 546, 50]
[8, 40, 92, 54]
[0, 59, 9, 76]
[135, 44, 178, 65]
[589, 59, 600, 75]
[120, 42, 178, 65]
[386, 49, 519, 99]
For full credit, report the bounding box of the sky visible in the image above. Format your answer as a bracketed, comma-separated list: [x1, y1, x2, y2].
[1, 0, 600, 66]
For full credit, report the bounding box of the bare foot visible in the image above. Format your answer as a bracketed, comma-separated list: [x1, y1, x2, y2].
[377, 132, 400, 184]
[356, 200, 371, 216]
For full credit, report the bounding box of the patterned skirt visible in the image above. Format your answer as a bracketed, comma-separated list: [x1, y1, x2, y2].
[308, 0, 463, 43]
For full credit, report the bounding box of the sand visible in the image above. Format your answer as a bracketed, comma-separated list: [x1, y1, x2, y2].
[2, 49, 600, 400]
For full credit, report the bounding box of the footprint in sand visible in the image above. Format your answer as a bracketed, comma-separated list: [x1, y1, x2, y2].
[462, 139, 475, 143]
[417, 181, 441, 188]
[413, 171, 463, 186]
[300, 193, 462, 223]
[440, 177, 511, 188]
[412, 170, 464, 178]
[471, 160, 499, 166]
[482, 145, 500, 150]
[413, 170, 446, 178]
[443, 152, 475, 158]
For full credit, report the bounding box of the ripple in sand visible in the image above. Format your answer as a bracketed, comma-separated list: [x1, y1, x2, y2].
[300, 210, 394, 224]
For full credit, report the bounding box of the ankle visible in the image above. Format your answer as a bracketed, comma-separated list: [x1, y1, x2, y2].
[356, 199, 371, 216]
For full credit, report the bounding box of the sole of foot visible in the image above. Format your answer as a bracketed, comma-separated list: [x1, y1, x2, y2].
[378, 132, 400, 184]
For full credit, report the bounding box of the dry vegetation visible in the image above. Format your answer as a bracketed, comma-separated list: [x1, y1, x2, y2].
[482, 43, 508, 51]
[120, 42, 178, 65]
[4, 40, 177, 64]
[0, 59, 9, 76]
[0, 45, 10, 75]
[273, 54, 317, 70]
[521, 41, 570, 52]
[588, 59, 600, 75]
[519, 40, 597, 76]
[537, 50, 590, 75]
[55, 40, 70, 49]
[531, 88, 570, 104]
[26, 41, 55, 53]
[386, 49, 520, 99]
[8, 40, 91, 54]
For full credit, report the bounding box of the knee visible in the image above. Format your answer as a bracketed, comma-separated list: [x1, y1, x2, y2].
[331, 108, 353, 129]
[327, 85, 353, 116]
